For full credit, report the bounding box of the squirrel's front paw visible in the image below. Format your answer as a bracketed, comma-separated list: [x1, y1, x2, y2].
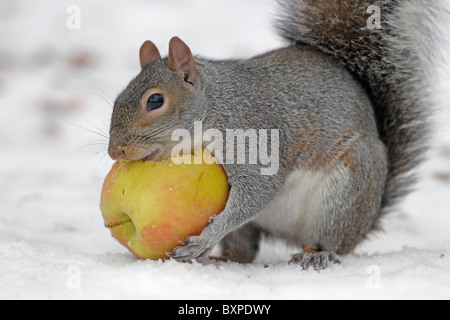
[289, 250, 340, 271]
[170, 228, 218, 262]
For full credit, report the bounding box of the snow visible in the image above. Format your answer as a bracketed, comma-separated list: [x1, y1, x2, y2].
[1, 0, 450, 300]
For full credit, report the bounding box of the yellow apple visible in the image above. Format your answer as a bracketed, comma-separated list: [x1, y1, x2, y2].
[100, 154, 229, 260]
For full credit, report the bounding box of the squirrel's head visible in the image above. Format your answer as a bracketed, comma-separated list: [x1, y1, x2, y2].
[108, 37, 205, 162]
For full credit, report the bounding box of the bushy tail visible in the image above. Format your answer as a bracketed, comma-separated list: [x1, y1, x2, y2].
[276, 0, 449, 211]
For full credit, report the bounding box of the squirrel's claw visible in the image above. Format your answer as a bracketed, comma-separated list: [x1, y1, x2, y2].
[289, 251, 340, 271]
[170, 229, 217, 262]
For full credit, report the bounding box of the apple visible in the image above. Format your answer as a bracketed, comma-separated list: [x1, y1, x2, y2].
[100, 154, 229, 260]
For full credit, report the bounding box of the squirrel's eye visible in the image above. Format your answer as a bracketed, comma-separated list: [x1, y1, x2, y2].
[147, 94, 165, 111]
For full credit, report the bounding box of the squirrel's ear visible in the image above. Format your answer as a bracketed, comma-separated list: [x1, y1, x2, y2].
[139, 40, 161, 69]
[168, 37, 198, 86]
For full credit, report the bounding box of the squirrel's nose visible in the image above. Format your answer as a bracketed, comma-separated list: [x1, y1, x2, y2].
[108, 144, 130, 161]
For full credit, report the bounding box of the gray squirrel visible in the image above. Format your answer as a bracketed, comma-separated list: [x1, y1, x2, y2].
[107, 0, 449, 270]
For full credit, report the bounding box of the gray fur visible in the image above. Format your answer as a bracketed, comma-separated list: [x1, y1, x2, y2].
[108, 0, 448, 266]
[219, 223, 263, 264]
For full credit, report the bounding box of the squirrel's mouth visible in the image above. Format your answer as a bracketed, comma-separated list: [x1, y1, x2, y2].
[140, 148, 162, 162]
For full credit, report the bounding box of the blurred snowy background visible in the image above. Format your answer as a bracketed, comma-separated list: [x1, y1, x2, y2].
[0, 0, 449, 299]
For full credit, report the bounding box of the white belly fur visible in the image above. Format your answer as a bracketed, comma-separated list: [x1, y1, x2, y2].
[253, 168, 338, 245]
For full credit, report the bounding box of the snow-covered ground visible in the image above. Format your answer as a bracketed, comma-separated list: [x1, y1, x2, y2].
[1, 0, 449, 300]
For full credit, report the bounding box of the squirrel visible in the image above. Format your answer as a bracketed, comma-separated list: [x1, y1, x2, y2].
[107, 0, 449, 270]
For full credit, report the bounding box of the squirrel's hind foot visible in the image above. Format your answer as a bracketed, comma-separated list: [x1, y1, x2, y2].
[289, 248, 340, 271]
